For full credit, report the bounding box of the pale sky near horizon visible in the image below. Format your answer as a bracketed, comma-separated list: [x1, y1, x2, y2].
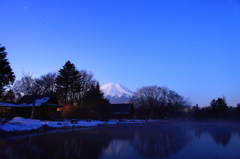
[1, 0, 240, 107]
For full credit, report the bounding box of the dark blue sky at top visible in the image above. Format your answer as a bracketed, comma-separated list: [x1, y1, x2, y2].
[1, 0, 240, 107]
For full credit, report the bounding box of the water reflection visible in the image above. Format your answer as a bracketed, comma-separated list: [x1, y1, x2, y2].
[1, 123, 240, 159]
[104, 139, 130, 154]
[210, 129, 231, 146]
[0, 129, 112, 159]
[191, 123, 237, 146]
[132, 124, 191, 158]
[61, 130, 111, 158]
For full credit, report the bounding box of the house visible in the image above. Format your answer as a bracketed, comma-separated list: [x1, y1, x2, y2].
[0, 94, 63, 119]
[0, 102, 22, 117]
[110, 103, 134, 119]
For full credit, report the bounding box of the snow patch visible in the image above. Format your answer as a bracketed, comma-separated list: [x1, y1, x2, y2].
[18, 97, 50, 107]
[0, 117, 117, 132]
[9, 117, 40, 123]
[0, 102, 21, 107]
[0, 118, 163, 133]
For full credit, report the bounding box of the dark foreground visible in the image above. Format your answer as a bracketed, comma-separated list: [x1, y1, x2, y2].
[1, 121, 240, 159]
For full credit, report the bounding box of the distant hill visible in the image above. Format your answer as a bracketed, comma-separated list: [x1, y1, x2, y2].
[100, 83, 134, 103]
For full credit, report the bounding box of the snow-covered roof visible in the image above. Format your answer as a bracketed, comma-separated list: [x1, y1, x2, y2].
[17, 94, 57, 107]
[18, 97, 50, 107]
[0, 94, 60, 107]
[0, 102, 22, 107]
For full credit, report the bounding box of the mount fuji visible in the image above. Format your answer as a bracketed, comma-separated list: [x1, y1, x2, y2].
[100, 83, 134, 103]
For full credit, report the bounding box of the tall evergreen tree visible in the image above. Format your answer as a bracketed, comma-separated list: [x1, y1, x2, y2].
[210, 97, 228, 118]
[84, 82, 111, 120]
[55, 61, 79, 104]
[0, 45, 15, 99]
[74, 70, 96, 107]
[84, 83, 102, 107]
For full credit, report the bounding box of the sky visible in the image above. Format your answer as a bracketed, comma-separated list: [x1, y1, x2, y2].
[1, 0, 240, 107]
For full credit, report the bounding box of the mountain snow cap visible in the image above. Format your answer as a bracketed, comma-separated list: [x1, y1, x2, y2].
[100, 82, 134, 98]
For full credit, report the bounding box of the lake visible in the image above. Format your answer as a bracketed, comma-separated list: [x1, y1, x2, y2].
[1, 122, 240, 159]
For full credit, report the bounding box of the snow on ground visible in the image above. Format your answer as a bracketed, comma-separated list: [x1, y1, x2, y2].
[0, 117, 115, 132]
[0, 117, 157, 132]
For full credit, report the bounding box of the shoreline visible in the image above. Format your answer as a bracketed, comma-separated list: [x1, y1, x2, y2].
[0, 121, 148, 140]
[0, 117, 154, 139]
[1, 118, 240, 140]
[0, 124, 93, 140]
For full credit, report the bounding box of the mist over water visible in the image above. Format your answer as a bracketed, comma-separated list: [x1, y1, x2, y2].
[1, 122, 240, 159]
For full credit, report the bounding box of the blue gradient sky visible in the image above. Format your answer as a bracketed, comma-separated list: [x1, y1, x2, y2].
[1, 0, 240, 107]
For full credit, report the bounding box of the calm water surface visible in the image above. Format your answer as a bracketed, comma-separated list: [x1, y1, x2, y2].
[1, 122, 240, 159]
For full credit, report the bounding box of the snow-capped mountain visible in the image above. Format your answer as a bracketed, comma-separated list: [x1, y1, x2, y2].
[101, 83, 134, 103]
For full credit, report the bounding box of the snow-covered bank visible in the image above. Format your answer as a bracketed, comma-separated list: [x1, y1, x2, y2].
[0, 117, 163, 133]
[0, 117, 116, 132]
[0, 117, 170, 140]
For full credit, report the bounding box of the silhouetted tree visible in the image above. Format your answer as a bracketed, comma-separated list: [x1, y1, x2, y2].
[193, 104, 202, 119]
[14, 72, 57, 95]
[235, 103, 240, 120]
[13, 73, 42, 96]
[0, 45, 15, 99]
[236, 103, 240, 113]
[1, 89, 16, 103]
[74, 70, 97, 107]
[38, 72, 57, 94]
[55, 61, 79, 105]
[13, 72, 42, 118]
[84, 82, 111, 120]
[209, 97, 228, 118]
[132, 86, 190, 119]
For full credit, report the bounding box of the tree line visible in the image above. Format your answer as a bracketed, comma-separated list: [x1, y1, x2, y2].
[192, 97, 240, 120]
[131, 86, 190, 119]
[2, 44, 240, 120]
[0, 44, 190, 120]
[0, 44, 110, 119]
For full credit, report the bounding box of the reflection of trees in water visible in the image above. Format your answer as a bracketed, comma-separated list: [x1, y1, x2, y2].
[0, 125, 137, 159]
[3, 123, 240, 158]
[61, 130, 111, 158]
[0, 129, 112, 159]
[0, 124, 192, 159]
[0, 137, 49, 159]
[104, 139, 130, 154]
[191, 123, 240, 147]
[132, 124, 191, 159]
[210, 129, 231, 146]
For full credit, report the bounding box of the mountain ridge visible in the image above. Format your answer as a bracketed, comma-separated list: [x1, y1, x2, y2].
[100, 83, 134, 103]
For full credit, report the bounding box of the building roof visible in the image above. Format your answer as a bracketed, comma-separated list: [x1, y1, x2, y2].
[17, 94, 57, 107]
[0, 94, 62, 108]
[44, 103, 63, 107]
[0, 102, 22, 107]
[111, 103, 134, 114]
